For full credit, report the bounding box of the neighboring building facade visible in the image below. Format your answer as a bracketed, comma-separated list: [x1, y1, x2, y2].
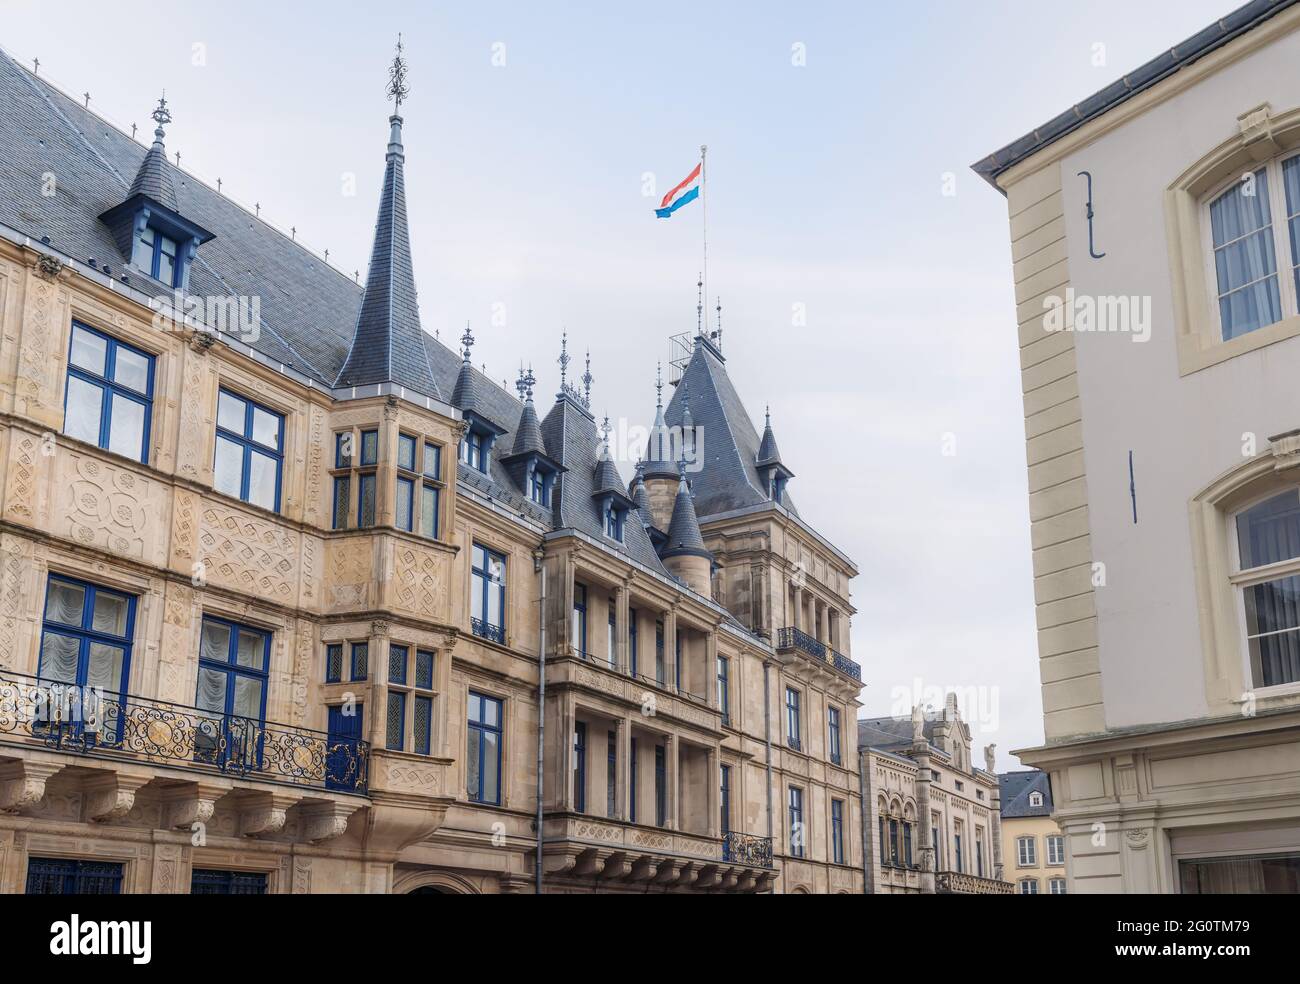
[0, 48, 864, 894]
[859, 696, 1010, 894]
[999, 771, 1066, 895]
[975, 0, 1300, 893]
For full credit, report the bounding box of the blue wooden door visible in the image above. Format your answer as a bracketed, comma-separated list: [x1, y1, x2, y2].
[327, 704, 364, 792]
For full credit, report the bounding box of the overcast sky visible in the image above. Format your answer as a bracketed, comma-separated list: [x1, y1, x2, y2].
[2, 0, 1237, 770]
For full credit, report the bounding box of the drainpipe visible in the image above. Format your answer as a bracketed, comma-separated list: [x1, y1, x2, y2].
[763, 661, 773, 878]
[534, 549, 547, 895]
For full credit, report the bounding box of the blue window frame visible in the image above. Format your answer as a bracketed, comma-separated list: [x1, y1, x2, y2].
[572, 583, 588, 657]
[788, 786, 804, 858]
[785, 687, 802, 751]
[471, 544, 506, 643]
[889, 818, 900, 865]
[416, 649, 435, 689]
[831, 799, 845, 864]
[325, 643, 343, 683]
[351, 642, 368, 681]
[38, 575, 135, 742]
[607, 604, 617, 670]
[976, 838, 984, 877]
[605, 506, 624, 542]
[628, 609, 638, 678]
[423, 441, 442, 479]
[359, 429, 378, 466]
[335, 431, 353, 468]
[573, 721, 587, 813]
[467, 691, 503, 804]
[413, 694, 433, 755]
[461, 429, 485, 471]
[213, 389, 284, 513]
[606, 730, 617, 818]
[386, 691, 405, 751]
[389, 644, 408, 685]
[397, 433, 417, 471]
[331, 476, 349, 530]
[421, 482, 441, 539]
[904, 822, 913, 867]
[674, 631, 682, 691]
[530, 468, 548, 506]
[395, 476, 415, 532]
[955, 832, 964, 874]
[654, 744, 666, 827]
[357, 473, 376, 527]
[132, 224, 180, 285]
[629, 737, 639, 823]
[64, 321, 154, 463]
[26, 857, 123, 894]
[720, 763, 731, 835]
[191, 869, 269, 895]
[717, 655, 730, 725]
[195, 615, 270, 771]
[828, 705, 842, 765]
[655, 620, 665, 686]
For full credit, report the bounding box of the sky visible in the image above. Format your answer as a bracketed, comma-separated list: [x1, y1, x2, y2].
[0, 0, 1240, 770]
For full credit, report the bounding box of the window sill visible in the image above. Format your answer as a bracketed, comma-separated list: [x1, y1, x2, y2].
[1177, 312, 1300, 376]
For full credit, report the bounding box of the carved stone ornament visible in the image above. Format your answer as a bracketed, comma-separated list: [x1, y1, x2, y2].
[188, 326, 217, 353]
[34, 253, 64, 282]
[1268, 429, 1300, 471]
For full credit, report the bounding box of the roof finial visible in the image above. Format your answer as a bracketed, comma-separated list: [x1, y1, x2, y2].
[515, 364, 528, 400]
[655, 361, 663, 407]
[696, 271, 703, 336]
[715, 295, 723, 350]
[765, 404, 771, 426]
[601, 414, 612, 446]
[558, 329, 570, 387]
[460, 321, 474, 364]
[150, 92, 171, 147]
[387, 34, 411, 113]
[582, 350, 593, 407]
[525, 365, 536, 400]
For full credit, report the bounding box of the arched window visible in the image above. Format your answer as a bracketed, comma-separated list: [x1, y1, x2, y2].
[1232, 488, 1300, 688]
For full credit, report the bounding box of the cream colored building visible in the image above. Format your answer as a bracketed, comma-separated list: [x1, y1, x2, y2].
[998, 771, 1065, 895]
[859, 697, 1010, 894]
[0, 49, 865, 894]
[974, 0, 1300, 893]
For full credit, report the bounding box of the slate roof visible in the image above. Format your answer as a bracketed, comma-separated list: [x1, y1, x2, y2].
[127, 127, 179, 211]
[972, 0, 1300, 191]
[661, 472, 712, 561]
[998, 770, 1053, 818]
[858, 716, 935, 753]
[755, 408, 784, 468]
[662, 338, 797, 518]
[507, 394, 546, 457]
[336, 116, 441, 397]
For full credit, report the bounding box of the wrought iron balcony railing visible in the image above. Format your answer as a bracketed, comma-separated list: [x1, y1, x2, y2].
[471, 618, 506, 645]
[0, 671, 368, 794]
[722, 831, 774, 869]
[775, 627, 862, 682]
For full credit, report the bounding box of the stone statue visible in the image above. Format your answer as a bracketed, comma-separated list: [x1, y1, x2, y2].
[984, 743, 996, 773]
[911, 704, 925, 742]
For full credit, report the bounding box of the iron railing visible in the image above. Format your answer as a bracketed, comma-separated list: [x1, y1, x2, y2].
[775, 627, 863, 682]
[0, 671, 368, 794]
[723, 831, 774, 869]
[471, 618, 506, 645]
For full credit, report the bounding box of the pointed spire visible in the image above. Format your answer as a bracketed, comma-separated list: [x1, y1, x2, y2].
[452, 322, 479, 411]
[335, 44, 439, 396]
[715, 295, 723, 351]
[127, 93, 179, 211]
[644, 363, 678, 480]
[661, 460, 712, 561]
[509, 365, 546, 457]
[757, 404, 783, 466]
[593, 413, 623, 493]
[631, 459, 653, 516]
[582, 350, 593, 408]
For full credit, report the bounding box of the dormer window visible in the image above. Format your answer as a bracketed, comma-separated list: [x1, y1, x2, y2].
[605, 504, 627, 542]
[133, 224, 180, 286]
[1029, 790, 1044, 807]
[529, 466, 555, 507]
[459, 416, 503, 475]
[461, 429, 484, 470]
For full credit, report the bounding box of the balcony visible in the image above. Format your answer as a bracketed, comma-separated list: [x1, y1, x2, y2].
[775, 627, 862, 682]
[722, 830, 774, 869]
[936, 871, 1013, 895]
[471, 617, 505, 645]
[540, 815, 776, 892]
[0, 671, 368, 794]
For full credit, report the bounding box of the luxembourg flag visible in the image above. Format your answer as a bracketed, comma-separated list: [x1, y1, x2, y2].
[655, 162, 702, 218]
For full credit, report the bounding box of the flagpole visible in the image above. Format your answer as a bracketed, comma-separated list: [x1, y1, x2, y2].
[700, 144, 708, 338]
